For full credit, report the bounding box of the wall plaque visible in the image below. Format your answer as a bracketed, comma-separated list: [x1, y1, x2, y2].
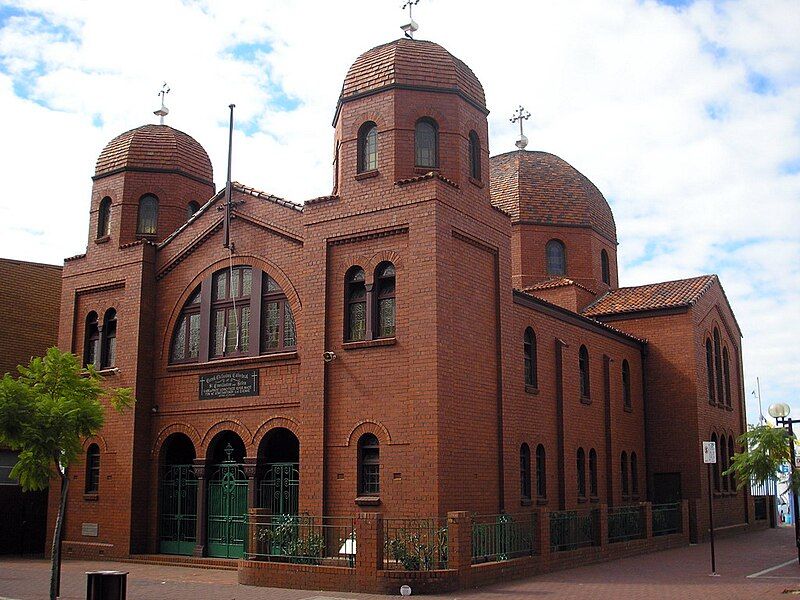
[199, 369, 259, 400]
[81, 522, 99, 537]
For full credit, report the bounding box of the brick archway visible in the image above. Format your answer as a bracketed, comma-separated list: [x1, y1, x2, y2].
[201, 419, 255, 458]
[151, 423, 202, 458]
[346, 420, 392, 447]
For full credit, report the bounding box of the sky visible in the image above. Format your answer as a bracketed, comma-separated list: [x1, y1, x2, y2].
[0, 0, 797, 425]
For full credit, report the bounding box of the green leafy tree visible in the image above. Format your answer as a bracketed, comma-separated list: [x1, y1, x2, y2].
[725, 424, 800, 491]
[0, 348, 133, 600]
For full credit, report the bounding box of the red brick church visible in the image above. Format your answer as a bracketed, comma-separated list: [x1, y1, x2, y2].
[52, 36, 751, 561]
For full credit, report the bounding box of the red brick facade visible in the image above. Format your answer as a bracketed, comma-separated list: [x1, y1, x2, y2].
[52, 37, 750, 561]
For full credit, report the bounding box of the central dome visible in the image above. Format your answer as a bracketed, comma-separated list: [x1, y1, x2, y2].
[339, 38, 486, 109]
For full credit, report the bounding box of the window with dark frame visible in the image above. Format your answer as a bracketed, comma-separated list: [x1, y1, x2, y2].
[187, 201, 200, 219]
[722, 347, 731, 408]
[622, 359, 631, 409]
[705, 338, 715, 403]
[261, 274, 297, 353]
[469, 130, 481, 180]
[345, 267, 367, 342]
[520, 443, 532, 502]
[621, 451, 629, 497]
[358, 433, 379, 496]
[170, 288, 201, 363]
[546, 239, 566, 276]
[358, 122, 378, 173]
[713, 328, 724, 404]
[375, 262, 396, 338]
[589, 448, 598, 498]
[210, 266, 252, 358]
[536, 444, 546, 499]
[579, 345, 590, 398]
[524, 327, 537, 388]
[97, 197, 111, 238]
[711, 433, 720, 492]
[137, 194, 158, 235]
[577, 447, 586, 498]
[601, 249, 610, 285]
[631, 452, 639, 496]
[414, 118, 438, 168]
[83, 312, 100, 367]
[85, 443, 100, 494]
[101, 308, 117, 369]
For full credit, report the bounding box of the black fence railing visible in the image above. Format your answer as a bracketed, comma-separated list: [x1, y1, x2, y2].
[651, 503, 681, 537]
[607, 505, 645, 543]
[246, 514, 356, 566]
[471, 513, 538, 564]
[549, 509, 599, 552]
[383, 518, 448, 571]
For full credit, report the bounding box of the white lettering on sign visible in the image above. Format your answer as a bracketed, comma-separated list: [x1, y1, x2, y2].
[703, 441, 717, 464]
[81, 522, 99, 537]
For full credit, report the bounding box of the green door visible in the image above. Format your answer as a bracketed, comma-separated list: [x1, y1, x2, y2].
[159, 465, 198, 555]
[207, 462, 248, 558]
[259, 463, 299, 516]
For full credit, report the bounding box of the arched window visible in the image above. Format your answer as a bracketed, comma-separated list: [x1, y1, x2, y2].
[137, 194, 158, 235]
[211, 266, 251, 358]
[171, 287, 201, 363]
[85, 444, 100, 494]
[601, 249, 610, 285]
[520, 443, 532, 502]
[536, 444, 547, 499]
[546, 240, 566, 276]
[375, 262, 396, 338]
[187, 201, 200, 219]
[345, 267, 367, 341]
[83, 312, 100, 367]
[414, 118, 438, 168]
[720, 435, 728, 492]
[97, 197, 111, 238]
[622, 359, 631, 409]
[589, 448, 598, 498]
[579, 345, 590, 398]
[713, 328, 723, 404]
[722, 347, 731, 408]
[728, 436, 735, 492]
[261, 274, 297, 353]
[577, 448, 586, 498]
[621, 451, 629, 497]
[524, 327, 537, 388]
[711, 433, 720, 492]
[358, 122, 378, 173]
[358, 433, 380, 496]
[469, 130, 481, 180]
[101, 308, 117, 369]
[705, 338, 715, 404]
[631, 452, 639, 496]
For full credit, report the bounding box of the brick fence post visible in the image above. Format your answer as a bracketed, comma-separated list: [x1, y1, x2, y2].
[681, 500, 691, 542]
[247, 508, 269, 559]
[355, 512, 383, 592]
[598, 504, 609, 551]
[536, 507, 550, 559]
[644, 502, 653, 539]
[447, 511, 472, 589]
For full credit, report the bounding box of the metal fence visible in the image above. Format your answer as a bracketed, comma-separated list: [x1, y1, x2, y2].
[651, 503, 682, 537]
[549, 509, 599, 552]
[246, 514, 356, 566]
[383, 518, 448, 571]
[607, 505, 645, 543]
[471, 512, 538, 564]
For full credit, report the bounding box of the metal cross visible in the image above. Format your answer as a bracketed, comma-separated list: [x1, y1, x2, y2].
[510, 105, 531, 150]
[154, 82, 170, 125]
[224, 443, 234, 462]
[401, 0, 420, 39]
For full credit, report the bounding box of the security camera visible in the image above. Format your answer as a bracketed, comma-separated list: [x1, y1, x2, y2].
[323, 351, 337, 363]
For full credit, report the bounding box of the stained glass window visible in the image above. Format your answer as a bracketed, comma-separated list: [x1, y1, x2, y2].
[524, 327, 537, 387]
[346, 267, 367, 341]
[284, 303, 296, 348]
[546, 240, 566, 275]
[101, 308, 117, 369]
[84, 312, 100, 367]
[376, 262, 396, 338]
[415, 119, 438, 168]
[469, 130, 481, 180]
[171, 287, 201, 363]
[579, 345, 590, 398]
[601, 249, 610, 284]
[706, 338, 715, 403]
[359, 122, 378, 173]
[358, 434, 380, 495]
[137, 194, 158, 235]
[261, 275, 296, 354]
[97, 197, 111, 238]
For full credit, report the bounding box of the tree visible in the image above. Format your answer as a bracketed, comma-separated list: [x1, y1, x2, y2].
[725, 424, 800, 492]
[0, 348, 133, 600]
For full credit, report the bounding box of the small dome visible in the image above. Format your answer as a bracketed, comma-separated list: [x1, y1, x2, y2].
[489, 150, 616, 242]
[94, 124, 213, 183]
[340, 38, 486, 109]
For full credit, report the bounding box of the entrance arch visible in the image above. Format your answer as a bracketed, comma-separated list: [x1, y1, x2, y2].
[158, 433, 197, 555]
[257, 428, 300, 516]
[206, 431, 247, 559]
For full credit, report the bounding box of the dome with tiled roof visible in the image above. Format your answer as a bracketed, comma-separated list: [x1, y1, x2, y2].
[94, 124, 213, 184]
[489, 150, 616, 242]
[339, 38, 486, 109]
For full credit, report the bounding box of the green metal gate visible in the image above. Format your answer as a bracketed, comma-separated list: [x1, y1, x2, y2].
[159, 465, 198, 555]
[207, 461, 248, 558]
[258, 462, 299, 515]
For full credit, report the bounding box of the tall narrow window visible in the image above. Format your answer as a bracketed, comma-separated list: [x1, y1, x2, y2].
[589, 448, 598, 498]
[415, 118, 438, 168]
[536, 444, 547, 499]
[171, 287, 201, 363]
[210, 266, 251, 358]
[101, 308, 117, 369]
[705, 338, 715, 404]
[358, 122, 378, 173]
[97, 197, 111, 238]
[469, 130, 481, 180]
[622, 359, 631, 409]
[520, 443, 532, 502]
[85, 444, 100, 494]
[579, 345, 590, 398]
[711, 433, 720, 492]
[345, 267, 367, 341]
[358, 433, 379, 496]
[577, 448, 586, 498]
[621, 451, 629, 497]
[83, 312, 100, 367]
[722, 347, 731, 408]
[720, 435, 728, 492]
[728, 436, 736, 492]
[601, 249, 610, 285]
[524, 327, 537, 388]
[631, 452, 639, 496]
[375, 262, 396, 338]
[261, 274, 297, 353]
[546, 240, 566, 276]
[137, 194, 158, 235]
[713, 328, 723, 404]
[187, 201, 200, 219]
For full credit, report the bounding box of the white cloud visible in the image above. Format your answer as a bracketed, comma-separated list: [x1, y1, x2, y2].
[0, 0, 798, 424]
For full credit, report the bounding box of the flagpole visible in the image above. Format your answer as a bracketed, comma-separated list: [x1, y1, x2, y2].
[224, 104, 235, 249]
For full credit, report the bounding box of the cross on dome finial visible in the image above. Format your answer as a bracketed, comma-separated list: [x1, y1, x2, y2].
[401, 0, 420, 39]
[154, 82, 170, 125]
[510, 105, 531, 150]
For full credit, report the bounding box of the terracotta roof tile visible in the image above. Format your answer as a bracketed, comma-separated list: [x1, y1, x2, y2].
[395, 171, 459, 188]
[520, 277, 596, 295]
[582, 275, 717, 317]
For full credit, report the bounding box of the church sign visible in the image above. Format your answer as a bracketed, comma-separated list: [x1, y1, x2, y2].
[199, 369, 260, 400]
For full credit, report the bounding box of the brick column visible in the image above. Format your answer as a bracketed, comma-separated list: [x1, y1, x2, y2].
[447, 511, 472, 588]
[243, 457, 258, 511]
[535, 507, 550, 559]
[598, 505, 608, 550]
[192, 459, 207, 557]
[247, 508, 269, 559]
[644, 502, 653, 539]
[681, 499, 691, 542]
[355, 512, 383, 592]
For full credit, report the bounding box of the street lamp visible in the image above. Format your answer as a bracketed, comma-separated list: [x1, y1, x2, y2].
[768, 402, 800, 563]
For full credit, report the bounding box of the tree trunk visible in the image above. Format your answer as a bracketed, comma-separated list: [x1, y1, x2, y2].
[50, 467, 69, 600]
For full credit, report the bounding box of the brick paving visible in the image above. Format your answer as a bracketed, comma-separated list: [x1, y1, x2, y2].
[1, 527, 797, 600]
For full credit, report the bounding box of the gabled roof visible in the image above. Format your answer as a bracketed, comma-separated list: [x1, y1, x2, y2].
[582, 275, 717, 317]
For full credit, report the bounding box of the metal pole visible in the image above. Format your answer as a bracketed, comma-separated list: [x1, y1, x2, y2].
[788, 420, 800, 564]
[223, 104, 235, 249]
[707, 462, 716, 575]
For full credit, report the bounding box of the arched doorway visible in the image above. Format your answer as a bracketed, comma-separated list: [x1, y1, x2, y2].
[257, 428, 299, 516]
[158, 433, 197, 555]
[206, 431, 247, 559]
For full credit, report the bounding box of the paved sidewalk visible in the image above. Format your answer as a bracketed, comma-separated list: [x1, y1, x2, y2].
[0, 527, 797, 599]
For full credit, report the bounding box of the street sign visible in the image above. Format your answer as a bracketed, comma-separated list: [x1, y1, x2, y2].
[703, 441, 717, 464]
